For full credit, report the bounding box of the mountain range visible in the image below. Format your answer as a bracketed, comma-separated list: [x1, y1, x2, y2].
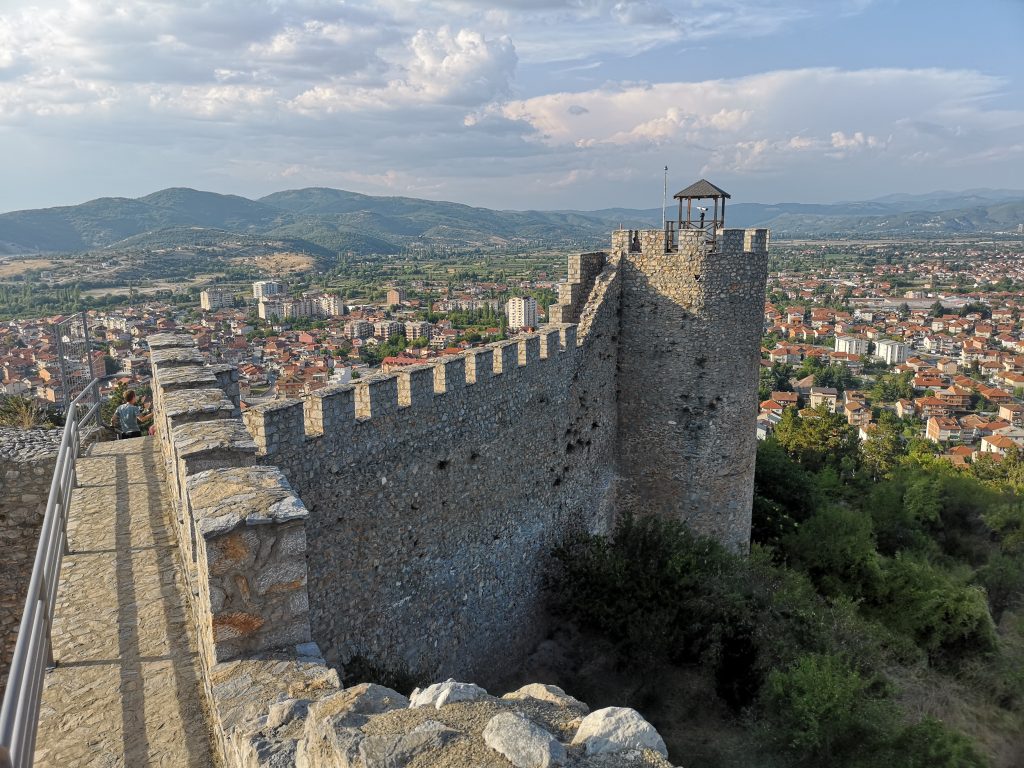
[1, 186, 1022, 257]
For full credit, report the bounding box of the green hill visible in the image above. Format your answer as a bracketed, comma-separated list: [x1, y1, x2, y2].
[1, 186, 1021, 256]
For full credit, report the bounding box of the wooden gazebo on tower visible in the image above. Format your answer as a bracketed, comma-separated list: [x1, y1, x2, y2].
[667, 178, 730, 249]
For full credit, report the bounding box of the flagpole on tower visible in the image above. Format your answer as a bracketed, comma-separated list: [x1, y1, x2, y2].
[662, 165, 668, 228]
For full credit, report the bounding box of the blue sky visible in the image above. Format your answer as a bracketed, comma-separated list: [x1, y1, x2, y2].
[0, 0, 1022, 212]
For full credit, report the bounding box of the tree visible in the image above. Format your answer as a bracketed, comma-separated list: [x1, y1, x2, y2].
[876, 554, 997, 663]
[782, 506, 883, 600]
[761, 653, 895, 767]
[774, 406, 860, 474]
[759, 362, 794, 401]
[897, 302, 911, 320]
[813, 363, 857, 393]
[752, 439, 817, 547]
[929, 300, 945, 318]
[870, 371, 914, 403]
[862, 412, 904, 478]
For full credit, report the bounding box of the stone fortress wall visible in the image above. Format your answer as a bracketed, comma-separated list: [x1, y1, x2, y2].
[242, 251, 622, 682]
[0, 429, 61, 693]
[137, 225, 768, 766]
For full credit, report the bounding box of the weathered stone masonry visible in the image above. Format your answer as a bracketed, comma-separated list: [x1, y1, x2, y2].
[235, 227, 767, 683]
[615, 228, 770, 550]
[146, 226, 767, 678]
[244, 257, 622, 682]
[138, 227, 766, 767]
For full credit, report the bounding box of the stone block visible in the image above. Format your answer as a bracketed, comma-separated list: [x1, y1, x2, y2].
[147, 332, 196, 350]
[517, 334, 540, 366]
[537, 328, 561, 360]
[433, 355, 466, 395]
[355, 373, 399, 419]
[150, 347, 205, 370]
[304, 384, 356, 436]
[558, 324, 577, 351]
[397, 364, 435, 407]
[464, 348, 493, 385]
[489, 340, 518, 375]
[242, 399, 304, 455]
[155, 365, 218, 397]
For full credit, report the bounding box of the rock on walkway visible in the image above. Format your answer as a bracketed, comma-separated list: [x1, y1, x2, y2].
[34, 438, 215, 767]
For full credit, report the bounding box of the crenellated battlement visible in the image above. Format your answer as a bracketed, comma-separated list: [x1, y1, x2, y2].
[243, 322, 583, 456]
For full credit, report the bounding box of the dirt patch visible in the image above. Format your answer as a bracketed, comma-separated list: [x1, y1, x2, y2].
[233, 251, 316, 275]
[0, 257, 56, 277]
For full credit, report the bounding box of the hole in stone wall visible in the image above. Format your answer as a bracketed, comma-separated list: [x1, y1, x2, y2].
[437, 459, 449, 470]
[591, 421, 599, 430]
[695, 356, 707, 367]
[565, 443, 575, 454]
[553, 477, 562, 487]
[469, 451, 479, 463]
[410, 503, 419, 511]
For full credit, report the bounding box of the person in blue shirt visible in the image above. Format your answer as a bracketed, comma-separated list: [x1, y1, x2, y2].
[113, 390, 152, 439]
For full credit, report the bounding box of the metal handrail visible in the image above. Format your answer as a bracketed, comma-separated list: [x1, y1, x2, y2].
[0, 379, 101, 768]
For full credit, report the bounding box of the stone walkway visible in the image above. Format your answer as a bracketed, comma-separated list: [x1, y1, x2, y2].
[34, 438, 215, 767]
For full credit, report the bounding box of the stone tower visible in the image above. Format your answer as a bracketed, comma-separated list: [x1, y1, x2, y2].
[614, 179, 769, 551]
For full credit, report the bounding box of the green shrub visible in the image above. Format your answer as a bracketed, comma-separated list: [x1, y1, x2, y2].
[549, 516, 886, 711]
[782, 506, 883, 601]
[876, 555, 997, 663]
[759, 652, 895, 767]
[975, 552, 1024, 623]
[889, 717, 989, 768]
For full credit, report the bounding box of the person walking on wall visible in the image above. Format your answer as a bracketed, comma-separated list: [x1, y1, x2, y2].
[113, 390, 152, 439]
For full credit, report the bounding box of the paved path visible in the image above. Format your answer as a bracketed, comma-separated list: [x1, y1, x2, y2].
[34, 438, 215, 767]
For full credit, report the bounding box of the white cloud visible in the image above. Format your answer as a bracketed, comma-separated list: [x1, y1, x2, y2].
[0, 0, 1021, 210]
[492, 68, 1023, 181]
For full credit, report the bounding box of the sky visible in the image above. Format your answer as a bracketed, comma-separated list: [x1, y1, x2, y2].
[0, 0, 1022, 212]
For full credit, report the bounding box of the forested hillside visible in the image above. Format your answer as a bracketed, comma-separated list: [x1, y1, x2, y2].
[548, 407, 1024, 768]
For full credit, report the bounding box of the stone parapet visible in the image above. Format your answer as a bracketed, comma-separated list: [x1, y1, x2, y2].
[209, 363, 242, 416]
[241, 328, 582, 459]
[185, 466, 312, 664]
[549, 251, 607, 326]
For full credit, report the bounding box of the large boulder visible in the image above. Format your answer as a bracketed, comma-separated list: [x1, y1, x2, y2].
[502, 683, 588, 713]
[408, 678, 488, 709]
[358, 720, 460, 767]
[570, 707, 668, 757]
[483, 711, 567, 768]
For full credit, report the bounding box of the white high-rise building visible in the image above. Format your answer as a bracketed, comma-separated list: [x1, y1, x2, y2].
[200, 287, 232, 311]
[253, 280, 285, 301]
[834, 335, 869, 356]
[875, 339, 908, 366]
[506, 296, 538, 330]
